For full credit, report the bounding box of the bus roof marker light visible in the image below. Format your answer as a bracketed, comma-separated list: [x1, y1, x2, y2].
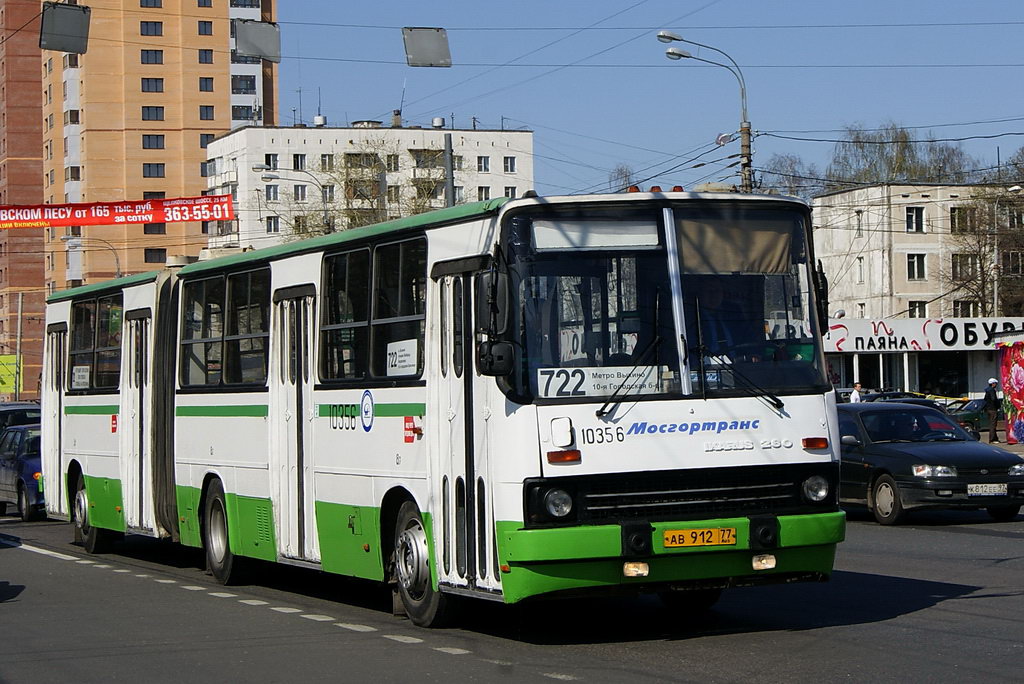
[752, 554, 776, 571]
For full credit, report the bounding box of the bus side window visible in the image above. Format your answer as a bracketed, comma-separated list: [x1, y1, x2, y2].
[321, 249, 369, 380]
[371, 238, 426, 378]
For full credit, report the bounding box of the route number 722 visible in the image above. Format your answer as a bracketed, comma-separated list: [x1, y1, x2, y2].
[539, 369, 587, 397]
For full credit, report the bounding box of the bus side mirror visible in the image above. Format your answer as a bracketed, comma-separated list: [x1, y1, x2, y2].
[477, 340, 514, 376]
[475, 271, 509, 336]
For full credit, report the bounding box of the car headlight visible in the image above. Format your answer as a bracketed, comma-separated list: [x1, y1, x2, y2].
[802, 475, 830, 502]
[1009, 463, 1024, 477]
[912, 464, 958, 477]
[543, 488, 574, 518]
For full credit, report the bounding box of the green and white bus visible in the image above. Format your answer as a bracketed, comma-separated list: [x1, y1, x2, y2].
[42, 191, 845, 626]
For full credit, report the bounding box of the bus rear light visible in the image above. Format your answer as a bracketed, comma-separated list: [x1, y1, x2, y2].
[547, 449, 581, 464]
[802, 437, 828, 449]
[623, 561, 649, 578]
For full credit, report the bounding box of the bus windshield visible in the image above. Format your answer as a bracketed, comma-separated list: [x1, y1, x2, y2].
[502, 201, 828, 403]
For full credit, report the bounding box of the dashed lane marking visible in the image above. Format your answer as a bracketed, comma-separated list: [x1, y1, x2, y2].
[209, 592, 237, 598]
[239, 599, 269, 606]
[301, 614, 335, 622]
[433, 647, 471, 655]
[92, 564, 113, 569]
[154, 579, 177, 584]
[112, 569, 130, 573]
[382, 635, 423, 644]
[271, 607, 302, 614]
[335, 623, 377, 632]
[542, 674, 581, 681]
[182, 585, 206, 591]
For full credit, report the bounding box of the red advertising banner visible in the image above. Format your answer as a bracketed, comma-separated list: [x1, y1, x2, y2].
[0, 194, 234, 230]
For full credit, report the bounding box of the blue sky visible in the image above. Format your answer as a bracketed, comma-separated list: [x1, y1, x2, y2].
[275, 1, 1024, 195]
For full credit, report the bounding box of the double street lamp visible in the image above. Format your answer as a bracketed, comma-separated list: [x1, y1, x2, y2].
[60, 235, 122, 278]
[657, 31, 753, 193]
[252, 163, 332, 233]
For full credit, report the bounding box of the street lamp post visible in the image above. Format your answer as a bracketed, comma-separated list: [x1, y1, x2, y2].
[992, 184, 1022, 316]
[657, 31, 752, 193]
[60, 235, 122, 278]
[252, 163, 332, 234]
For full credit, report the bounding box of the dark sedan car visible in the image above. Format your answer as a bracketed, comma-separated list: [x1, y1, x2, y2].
[946, 398, 1002, 433]
[0, 424, 44, 521]
[837, 403, 1024, 524]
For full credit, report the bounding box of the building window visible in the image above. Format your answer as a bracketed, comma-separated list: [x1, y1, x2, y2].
[320, 153, 334, 171]
[141, 106, 164, 121]
[857, 303, 866, 318]
[140, 21, 163, 36]
[231, 74, 256, 94]
[200, 133, 215, 148]
[477, 156, 489, 172]
[951, 253, 979, 281]
[907, 253, 926, 280]
[908, 301, 927, 318]
[1004, 251, 1024, 276]
[143, 222, 166, 234]
[856, 256, 864, 283]
[386, 185, 400, 204]
[198, 0, 212, 6]
[477, 186, 490, 201]
[264, 184, 278, 201]
[905, 206, 924, 233]
[855, 209, 863, 237]
[454, 186, 464, 203]
[293, 184, 307, 202]
[64, 109, 81, 125]
[264, 153, 278, 170]
[141, 50, 163, 64]
[63, 54, 80, 69]
[503, 186, 517, 199]
[386, 154, 399, 172]
[65, 166, 81, 181]
[411, 149, 442, 168]
[143, 191, 165, 200]
[142, 163, 165, 178]
[199, 77, 214, 92]
[230, 50, 260, 64]
[144, 248, 167, 263]
[199, 105, 215, 120]
[198, 49, 213, 64]
[141, 77, 164, 92]
[266, 216, 280, 233]
[293, 154, 306, 171]
[198, 20, 213, 35]
[503, 156, 517, 173]
[231, 105, 254, 120]
[141, 0, 162, 6]
[142, 134, 165, 149]
[949, 206, 977, 234]
[322, 185, 335, 202]
[952, 300, 979, 317]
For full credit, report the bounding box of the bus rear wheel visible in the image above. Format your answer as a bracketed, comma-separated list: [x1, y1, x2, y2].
[203, 479, 240, 584]
[393, 501, 450, 627]
[73, 472, 113, 553]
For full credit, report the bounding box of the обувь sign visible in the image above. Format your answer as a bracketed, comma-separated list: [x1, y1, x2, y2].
[825, 318, 1024, 353]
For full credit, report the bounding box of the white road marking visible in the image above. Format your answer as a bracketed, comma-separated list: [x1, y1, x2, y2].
[0, 541, 77, 561]
[239, 599, 269, 606]
[92, 564, 112, 569]
[335, 623, 377, 632]
[76, 559, 96, 564]
[112, 569, 130, 573]
[181, 585, 206, 591]
[301, 614, 335, 622]
[542, 674, 580, 681]
[209, 592, 237, 598]
[271, 607, 302, 614]
[135, 574, 151, 578]
[433, 647, 471, 655]
[382, 635, 423, 644]
[154, 579, 177, 584]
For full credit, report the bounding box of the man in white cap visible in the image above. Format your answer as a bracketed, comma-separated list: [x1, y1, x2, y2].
[984, 377, 1001, 443]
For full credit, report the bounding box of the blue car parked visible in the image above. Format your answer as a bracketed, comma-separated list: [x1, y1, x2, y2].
[0, 424, 44, 521]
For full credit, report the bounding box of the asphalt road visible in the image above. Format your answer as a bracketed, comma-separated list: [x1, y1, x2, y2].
[2, 507, 1023, 684]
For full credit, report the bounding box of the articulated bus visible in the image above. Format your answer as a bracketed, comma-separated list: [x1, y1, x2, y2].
[42, 191, 845, 626]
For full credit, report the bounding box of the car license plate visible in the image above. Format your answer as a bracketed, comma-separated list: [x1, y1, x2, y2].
[967, 483, 1007, 496]
[663, 527, 737, 548]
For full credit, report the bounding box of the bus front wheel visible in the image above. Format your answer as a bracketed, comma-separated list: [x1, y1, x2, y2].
[204, 479, 239, 584]
[393, 500, 450, 627]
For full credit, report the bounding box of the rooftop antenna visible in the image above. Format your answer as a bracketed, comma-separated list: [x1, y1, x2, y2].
[296, 86, 303, 125]
[399, 78, 407, 116]
[317, 87, 322, 117]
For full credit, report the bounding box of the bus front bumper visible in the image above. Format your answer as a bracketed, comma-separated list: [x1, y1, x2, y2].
[494, 511, 846, 604]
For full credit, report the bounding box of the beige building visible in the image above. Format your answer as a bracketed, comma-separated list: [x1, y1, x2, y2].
[42, 0, 278, 293]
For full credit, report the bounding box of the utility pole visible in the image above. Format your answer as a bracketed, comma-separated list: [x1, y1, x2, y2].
[14, 292, 23, 401]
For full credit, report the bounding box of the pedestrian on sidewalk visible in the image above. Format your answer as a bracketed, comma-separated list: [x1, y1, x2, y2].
[984, 378, 1001, 443]
[850, 382, 863, 403]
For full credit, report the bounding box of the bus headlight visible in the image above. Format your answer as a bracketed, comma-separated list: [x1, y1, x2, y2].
[543, 488, 574, 518]
[802, 475, 829, 502]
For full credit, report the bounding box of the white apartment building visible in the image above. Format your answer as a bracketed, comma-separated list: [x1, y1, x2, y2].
[813, 183, 1024, 396]
[203, 118, 534, 250]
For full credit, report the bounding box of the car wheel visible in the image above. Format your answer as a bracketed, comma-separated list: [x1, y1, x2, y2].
[986, 505, 1021, 522]
[203, 479, 240, 584]
[73, 472, 114, 553]
[17, 485, 37, 522]
[393, 500, 451, 627]
[871, 474, 907, 525]
[659, 588, 723, 615]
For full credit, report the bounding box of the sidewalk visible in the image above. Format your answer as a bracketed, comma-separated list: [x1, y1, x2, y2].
[985, 428, 1024, 454]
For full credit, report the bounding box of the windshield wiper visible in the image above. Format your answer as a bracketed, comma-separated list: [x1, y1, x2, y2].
[595, 335, 662, 418]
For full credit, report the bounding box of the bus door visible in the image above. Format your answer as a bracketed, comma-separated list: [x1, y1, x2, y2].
[120, 311, 150, 532]
[271, 287, 319, 562]
[43, 324, 68, 517]
[434, 271, 496, 591]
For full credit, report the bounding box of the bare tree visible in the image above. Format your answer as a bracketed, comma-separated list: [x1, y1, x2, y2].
[758, 153, 823, 200]
[607, 163, 635, 193]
